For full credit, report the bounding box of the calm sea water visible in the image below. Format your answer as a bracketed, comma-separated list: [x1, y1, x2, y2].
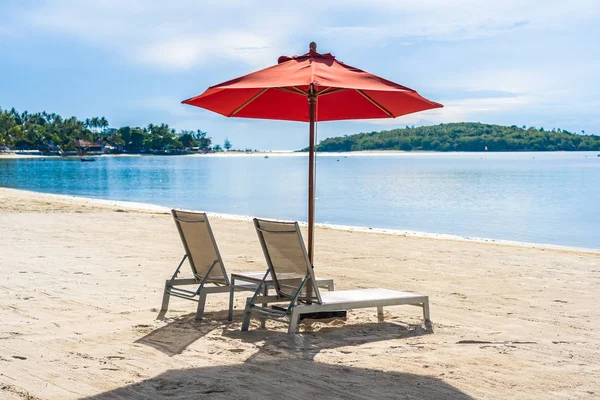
[1, 152, 599, 249]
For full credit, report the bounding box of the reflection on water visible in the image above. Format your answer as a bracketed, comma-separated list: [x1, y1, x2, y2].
[1, 152, 599, 249]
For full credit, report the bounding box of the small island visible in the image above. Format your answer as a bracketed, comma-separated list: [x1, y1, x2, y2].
[301, 122, 600, 152]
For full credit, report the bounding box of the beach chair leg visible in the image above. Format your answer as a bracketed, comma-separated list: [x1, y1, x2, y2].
[195, 291, 207, 321]
[160, 280, 171, 312]
[327, 281, 334, 291]
[377, 306, 384, 322]
[228, 278, 236, 322]
[260, 285, 268, 329]
[288, 308, 301, 335]
[241, 298, 252, 332]
[423, 299, 431, 322]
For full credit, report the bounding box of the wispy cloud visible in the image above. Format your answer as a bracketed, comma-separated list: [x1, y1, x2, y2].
[356, 94, 534, 127]
[11, 0, 598, 71]
[321, 0, 598, 44]
[429, 69, 557, 95]
[14, 0, 299, 70]
[135, 33, 278, 70]
[322, 19, 531, 45]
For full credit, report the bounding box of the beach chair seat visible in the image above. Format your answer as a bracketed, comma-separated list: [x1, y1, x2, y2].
[160, 210, 334, 321]
[241, 218, 430, 334]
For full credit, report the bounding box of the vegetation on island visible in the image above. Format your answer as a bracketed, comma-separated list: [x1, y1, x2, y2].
[305, 122, 600, 152]
[0, 107, 234, 154]
[3, 107, 599, 155]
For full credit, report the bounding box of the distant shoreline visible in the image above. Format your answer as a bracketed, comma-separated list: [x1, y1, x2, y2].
[0, 151, 278, 159]
[2, 150, 599, 159]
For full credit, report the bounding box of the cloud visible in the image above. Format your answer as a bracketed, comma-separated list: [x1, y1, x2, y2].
[322, 19, 530, 45]
[10, 0, 598, 71]
[355, 94, 534, 127]
[429, 69, 557, 96]
[14, 0, 298, 70]
[136, 33, 278, 70]
[320, 0, 599, 44]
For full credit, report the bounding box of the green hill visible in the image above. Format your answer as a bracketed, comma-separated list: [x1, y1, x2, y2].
[303, 122, 600, 152]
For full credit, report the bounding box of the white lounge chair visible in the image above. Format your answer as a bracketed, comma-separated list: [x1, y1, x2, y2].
[160, 210, 334, 321]
[241, 218, 430, 334]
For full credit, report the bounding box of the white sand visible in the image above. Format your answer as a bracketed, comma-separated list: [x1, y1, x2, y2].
[0, 188, 599, 399]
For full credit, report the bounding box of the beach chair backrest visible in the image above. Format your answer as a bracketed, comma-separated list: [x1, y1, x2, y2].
[253, 218, 321, 304]
[171, 209, 229, 285]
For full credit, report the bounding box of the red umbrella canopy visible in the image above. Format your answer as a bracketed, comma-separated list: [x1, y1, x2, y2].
[182, 49, 442, 121]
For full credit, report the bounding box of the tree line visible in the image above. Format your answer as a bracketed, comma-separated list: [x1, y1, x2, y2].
[0, 107, 235, 153]
[306, 122, 600, 152]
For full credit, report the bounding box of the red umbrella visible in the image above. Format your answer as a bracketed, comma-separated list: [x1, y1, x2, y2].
[182, 43, 442, 262]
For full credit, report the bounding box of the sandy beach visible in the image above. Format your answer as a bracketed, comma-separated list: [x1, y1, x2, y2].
[0, 188, 599, 399]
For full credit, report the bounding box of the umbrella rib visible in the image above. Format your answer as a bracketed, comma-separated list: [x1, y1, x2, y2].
[292, 86, 308, 95]
[231, 88, 270, 116]
[317, 87, 347, 96]
[355, 89, 393, 117]
[276, 87, 308, 96]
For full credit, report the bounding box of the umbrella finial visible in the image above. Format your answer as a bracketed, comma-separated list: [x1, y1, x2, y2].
[309, 42, 317, 52]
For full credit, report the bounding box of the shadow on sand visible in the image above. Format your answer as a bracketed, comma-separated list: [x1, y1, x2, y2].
[140, 309, 433, 358]
[136, 310, 234, 356]
[223, 318, 434, 362]
[81, 357, 472, 400]
[114, 312, 467, 399]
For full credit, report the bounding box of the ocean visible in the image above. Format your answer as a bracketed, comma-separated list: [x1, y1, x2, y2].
[1, 151, 599, 249]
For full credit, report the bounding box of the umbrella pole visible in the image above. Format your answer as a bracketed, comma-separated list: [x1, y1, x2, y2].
[307, 88, 317, 264]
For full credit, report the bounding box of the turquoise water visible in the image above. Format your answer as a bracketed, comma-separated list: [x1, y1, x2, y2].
[1, 152, 599, 249]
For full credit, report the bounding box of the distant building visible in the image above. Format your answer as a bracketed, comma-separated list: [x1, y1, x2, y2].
[40, 140, 61, 155]
[103, 144, 122, 154]
[74, 139, 104, 155]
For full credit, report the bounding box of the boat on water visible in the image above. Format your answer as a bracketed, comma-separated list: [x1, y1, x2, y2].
[80, 157, 96, 162]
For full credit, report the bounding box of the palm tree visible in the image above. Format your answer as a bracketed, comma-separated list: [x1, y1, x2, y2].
[91, 117, 100, 133]
[195, 129, 207, 139]
[99, 117, 108, 135]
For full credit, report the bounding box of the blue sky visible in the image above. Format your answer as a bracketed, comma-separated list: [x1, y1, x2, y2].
[1, 0, 599, 150]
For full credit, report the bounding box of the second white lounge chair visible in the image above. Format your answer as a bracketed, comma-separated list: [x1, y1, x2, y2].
[241, 218, 430, 334]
